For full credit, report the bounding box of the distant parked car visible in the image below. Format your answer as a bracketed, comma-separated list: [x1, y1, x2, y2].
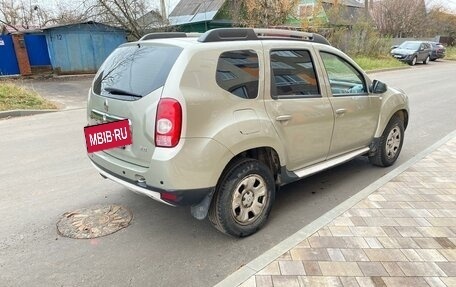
[390, 41, 432, 66]
[428, 42, 446, 61]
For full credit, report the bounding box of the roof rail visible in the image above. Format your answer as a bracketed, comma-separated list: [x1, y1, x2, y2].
[254, 28, 330, 45]
[140, 32, 201, 41]
[198, 28, 258, 43]
[197, 28, 330, 45]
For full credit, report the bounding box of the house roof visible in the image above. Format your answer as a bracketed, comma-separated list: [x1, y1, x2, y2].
[41, 21, 125, 31]
[137, 10, 165, 29]
[168, 0, 225, 25]
[1, 24, 41, 34]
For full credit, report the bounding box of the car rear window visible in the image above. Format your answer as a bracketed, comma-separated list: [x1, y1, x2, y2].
[93, 44, 183, 100]
[270, 49, 320, 98]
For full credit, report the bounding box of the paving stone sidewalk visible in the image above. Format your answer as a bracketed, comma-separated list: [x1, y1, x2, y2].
[238, 137, 456, 287]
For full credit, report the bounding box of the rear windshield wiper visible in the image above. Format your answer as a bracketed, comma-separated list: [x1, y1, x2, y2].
[104, 87, 142, 98]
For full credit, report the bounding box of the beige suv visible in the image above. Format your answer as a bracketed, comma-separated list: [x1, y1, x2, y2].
[87, 28, 409, 237]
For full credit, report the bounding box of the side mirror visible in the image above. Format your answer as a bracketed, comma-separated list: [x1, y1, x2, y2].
[391, 45, 398, 49]
[371, 80, 387, 94]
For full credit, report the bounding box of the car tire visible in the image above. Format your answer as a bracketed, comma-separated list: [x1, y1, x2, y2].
[423, 55, 430, 64]
[208, 158, 275, 237]
[409, 56, 417, 66]
[369, 115, 404, 167]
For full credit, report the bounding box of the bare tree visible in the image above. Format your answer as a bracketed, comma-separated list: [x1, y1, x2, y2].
[229, 0, 299, 28]
[371, 0, 427, 37]
[0, 0, 96, 29]
[426, 5, 456, 40]
[0, 0, 51, 29]
[49, 2, 95, 25]
[227, 0, 244, 26]
[299, 0, 327, 31]
[87, 0, 167, 40]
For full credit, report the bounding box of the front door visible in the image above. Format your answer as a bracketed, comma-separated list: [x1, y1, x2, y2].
[263, 45, 334, 171]
[319, 52, 381, 158]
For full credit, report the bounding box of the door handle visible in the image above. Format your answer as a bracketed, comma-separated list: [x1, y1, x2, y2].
[335, 109, 347, 115]
[276, 115, 292, 122]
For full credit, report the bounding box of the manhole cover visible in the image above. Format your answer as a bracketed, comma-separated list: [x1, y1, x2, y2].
[57, 204, 132, 239]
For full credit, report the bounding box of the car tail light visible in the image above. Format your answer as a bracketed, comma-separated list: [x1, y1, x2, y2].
[155, 98, 182, 148]
[160, 192, 178, 202]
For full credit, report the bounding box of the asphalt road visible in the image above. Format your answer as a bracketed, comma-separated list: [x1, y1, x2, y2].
[1, 61, 456, 287]
[19, 76, 93, 110]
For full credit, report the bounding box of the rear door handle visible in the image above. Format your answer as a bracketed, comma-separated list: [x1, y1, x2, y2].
[276, 115, 292, 122]
[335, 109, 347, 115]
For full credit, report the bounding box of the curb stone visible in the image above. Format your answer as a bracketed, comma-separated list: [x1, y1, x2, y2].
[0, 109, 58, 119]
[366, 65, 410, 74]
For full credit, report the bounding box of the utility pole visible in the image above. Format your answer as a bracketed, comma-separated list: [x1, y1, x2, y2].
[160, 0, 167, 20]
[365, 0, 369, 19]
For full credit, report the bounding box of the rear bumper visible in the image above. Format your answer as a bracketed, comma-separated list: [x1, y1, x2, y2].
[91, 161, 214, 206]
[431, 52, 445, 59]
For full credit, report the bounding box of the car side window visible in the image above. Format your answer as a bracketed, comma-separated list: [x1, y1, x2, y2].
[270, 49, 320, 98]
[216, 50, 259, 99]
[320, 52, 367, 96]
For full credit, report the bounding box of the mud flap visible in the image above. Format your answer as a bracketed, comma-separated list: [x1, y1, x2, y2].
[190, 189, 215, 220]
[369, 137, 381, 157]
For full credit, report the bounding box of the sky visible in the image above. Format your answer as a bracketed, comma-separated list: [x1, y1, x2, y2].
[426, 0, 456, 12]
[32, 0, 456, 16]
[32, 0, 180, 16]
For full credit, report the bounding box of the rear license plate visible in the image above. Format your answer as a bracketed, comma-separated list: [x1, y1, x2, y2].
[84, 119, 132, 153]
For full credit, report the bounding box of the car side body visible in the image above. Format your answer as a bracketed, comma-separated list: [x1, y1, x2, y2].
[87, 29, 409, 237]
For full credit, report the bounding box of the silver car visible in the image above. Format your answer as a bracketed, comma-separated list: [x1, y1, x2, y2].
[86, 28, 409, 237]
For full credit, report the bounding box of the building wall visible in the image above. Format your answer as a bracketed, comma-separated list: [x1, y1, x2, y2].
[45, 24, 126, 74]
[392, 37, 438, 45]
[11, 34, 32, 76]
[0, 34, 20, 75]
[24, 34, 51, 67]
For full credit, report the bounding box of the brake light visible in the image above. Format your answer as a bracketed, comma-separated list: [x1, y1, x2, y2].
[155, 98, 182, 148]
[160, 192, 178, 202]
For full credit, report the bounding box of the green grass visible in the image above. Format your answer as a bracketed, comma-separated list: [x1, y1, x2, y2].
[353, 56, 407, 71]
[446, 46, 456, 60]
[0, 82, 57, 111]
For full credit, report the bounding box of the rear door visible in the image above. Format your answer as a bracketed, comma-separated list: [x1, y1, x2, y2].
[88, 43, 183, 167]
[263, 42, 334, 171]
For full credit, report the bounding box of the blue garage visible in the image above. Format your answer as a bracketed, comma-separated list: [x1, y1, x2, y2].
[24, 33, 52, 67]
[42, 21, 126, 74]
[0, 34, 20, 76]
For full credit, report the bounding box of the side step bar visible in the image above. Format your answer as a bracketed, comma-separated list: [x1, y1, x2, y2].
[293, 147, 370, 178]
